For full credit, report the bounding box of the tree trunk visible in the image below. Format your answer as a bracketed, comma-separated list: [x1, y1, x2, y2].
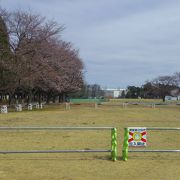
[46, 92, 51, 104]
[162, 95, 165, 102]
[8, 94, 12, 105]
[38, 91, 41, 104]
[28, 90, 33, 104]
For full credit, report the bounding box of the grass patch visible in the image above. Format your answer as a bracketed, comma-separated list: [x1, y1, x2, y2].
[0, 102, 180, 179]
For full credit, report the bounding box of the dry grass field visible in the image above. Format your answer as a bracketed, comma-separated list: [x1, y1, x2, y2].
[0, 102, 180, 180]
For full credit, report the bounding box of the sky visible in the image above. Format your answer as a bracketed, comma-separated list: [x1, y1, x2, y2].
[1, 0, 180, 88]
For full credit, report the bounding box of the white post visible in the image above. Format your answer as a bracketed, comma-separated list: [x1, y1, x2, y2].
[36, 103, 39, 109]
[1, 105, 8, 114]
[123, 103, 127, 108]
[40, 103, 43, 109]
[28, 104, 32, 110]
[95, 102, 98, 109]
[65, 102, 70, 110]
[151, 103, 155, 108]
[16, 104, 22, 112]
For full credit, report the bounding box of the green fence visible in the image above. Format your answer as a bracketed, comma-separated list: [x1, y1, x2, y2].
[69, 99, 107, 104]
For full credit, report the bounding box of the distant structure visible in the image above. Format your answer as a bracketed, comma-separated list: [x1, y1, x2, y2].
[102, 88, 127, 98]
[165, 96, 180, 101]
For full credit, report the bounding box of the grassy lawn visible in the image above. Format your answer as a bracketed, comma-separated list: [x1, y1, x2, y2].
[0, 102, 180, 179]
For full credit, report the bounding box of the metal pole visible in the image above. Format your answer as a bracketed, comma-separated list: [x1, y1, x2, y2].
[0, 149, 112, 154]
[146, 127, 180, 130]
[0, 127, 114, 131]
[129, 150, 180, 152]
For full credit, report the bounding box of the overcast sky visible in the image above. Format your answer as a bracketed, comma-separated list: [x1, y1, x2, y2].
[1, 0, 180, 88]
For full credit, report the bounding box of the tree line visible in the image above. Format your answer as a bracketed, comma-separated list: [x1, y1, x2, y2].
[0, 8, 84, 105]
[126, 72, 180, 101]
[1, 9, 180, 105]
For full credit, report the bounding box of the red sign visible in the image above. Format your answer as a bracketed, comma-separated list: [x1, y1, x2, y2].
[128, 127, 147, 147]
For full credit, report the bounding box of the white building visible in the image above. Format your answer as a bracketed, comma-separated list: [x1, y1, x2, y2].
[103, 88, 127, 98]
[165, 96, 180, 101]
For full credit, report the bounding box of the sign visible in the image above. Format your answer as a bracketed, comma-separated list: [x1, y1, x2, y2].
[128, 127, 147, 147]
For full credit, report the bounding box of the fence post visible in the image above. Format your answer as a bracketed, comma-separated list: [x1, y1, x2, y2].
[151, 103, 155, 108]
[111, 128, 117, 161]
[122, 127, 129, 161]
[123, 103, 127, 108]
[95, 103, 98, 109]
[1, 105, 8, 114]
[28, 104, 32, 110]
[65, 103, 70, 110]
[16, 104, 22, 112]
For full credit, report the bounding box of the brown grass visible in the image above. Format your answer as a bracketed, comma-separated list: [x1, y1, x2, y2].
[0, 103, 180, 179]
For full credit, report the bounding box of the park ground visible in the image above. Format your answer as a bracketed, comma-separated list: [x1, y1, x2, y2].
[0, 100, 180, 180]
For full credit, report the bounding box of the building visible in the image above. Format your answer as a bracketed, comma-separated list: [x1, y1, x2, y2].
[103, 88, 127, 98]
[165, 96, 180, 101]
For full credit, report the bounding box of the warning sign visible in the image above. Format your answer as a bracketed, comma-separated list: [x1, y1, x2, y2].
[128, 127, 147, 147]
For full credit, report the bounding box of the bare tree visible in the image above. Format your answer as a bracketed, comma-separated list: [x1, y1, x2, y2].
[151, 75, 178, 101]
[3, 10, 64, 102]
[1, 9, 84, 104]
